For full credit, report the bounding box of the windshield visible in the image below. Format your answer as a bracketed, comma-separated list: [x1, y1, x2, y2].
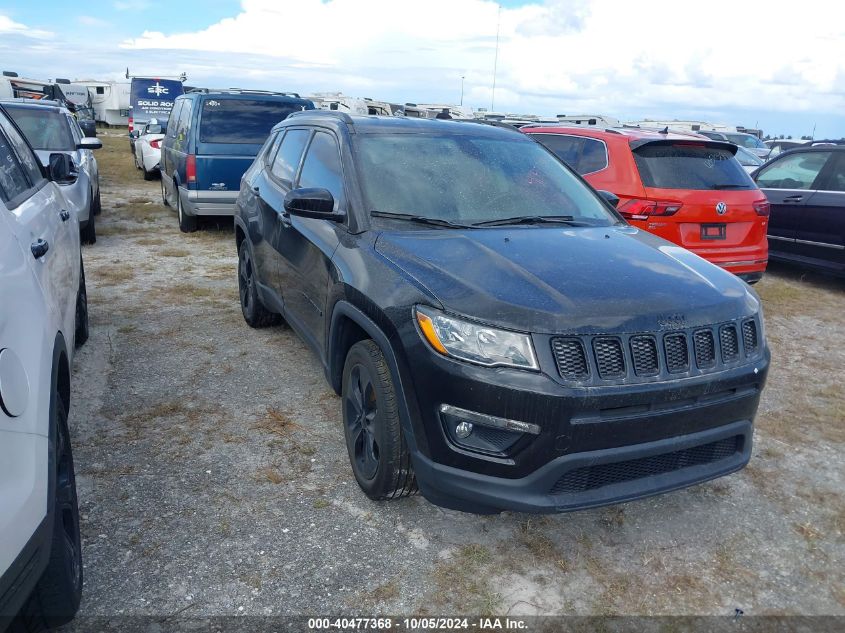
[633, 143, 755, 190]
[200, 98, 306, 144]
[4, 107, 75, 151]
[726, 133, 766, 149]
[354, 133, 617, 226]
[735, 146, 763, 166]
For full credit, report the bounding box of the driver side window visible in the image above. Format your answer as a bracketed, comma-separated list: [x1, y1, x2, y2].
[755, 152, 831, 190]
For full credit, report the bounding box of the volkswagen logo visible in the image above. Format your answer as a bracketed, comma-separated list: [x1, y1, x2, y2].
[716, 201, 728, 215]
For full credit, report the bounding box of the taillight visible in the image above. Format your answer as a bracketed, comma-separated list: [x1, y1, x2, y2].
[186, 154, 196, 183]
[128, 116, 133, 133]
[753, 200, 770, 217]
[149, 139, 161, 149]
[618, 199, 683, 221]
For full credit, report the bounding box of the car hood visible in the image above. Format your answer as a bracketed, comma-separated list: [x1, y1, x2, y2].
[374, 225, 759, 334]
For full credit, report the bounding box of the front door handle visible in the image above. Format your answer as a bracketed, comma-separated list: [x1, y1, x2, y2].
[783, 195, 803, 203]
[31, 238, 49, 259]
[60, 209, 70, 222]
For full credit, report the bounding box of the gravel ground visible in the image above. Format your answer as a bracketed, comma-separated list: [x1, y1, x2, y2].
[63, 134, 844, 625]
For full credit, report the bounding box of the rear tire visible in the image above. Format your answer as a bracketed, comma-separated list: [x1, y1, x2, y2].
[9, 396, 83, 632]
[143, 168, 153, 181]
[176, 188, 197, 233]
[161, 178, 170, 207]
[91, 187, 101, 216]
[342, 340, 417, 500]
[80, 213, 95, 245]
[237, 240, 280, 328]
[74, 258, 89, 348]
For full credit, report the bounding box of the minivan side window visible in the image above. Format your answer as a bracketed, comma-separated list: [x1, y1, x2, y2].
[167, 100, 183, 139]
[755, 152, 831, 190]
[173, 100, 193, 151]
[0, 130, 32, 205]
[271, 129, 309, 187]
[297, 131, 346, 209]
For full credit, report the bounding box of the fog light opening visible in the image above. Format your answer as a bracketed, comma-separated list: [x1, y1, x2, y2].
[455, 421, 473, 439]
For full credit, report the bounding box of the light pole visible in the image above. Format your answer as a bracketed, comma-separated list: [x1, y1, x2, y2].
[491, 5, 501, 112]
[460, 76, 465, 106]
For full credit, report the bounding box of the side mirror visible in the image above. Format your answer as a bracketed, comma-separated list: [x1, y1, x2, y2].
[597, 190, 620, 208]
[79, 120, 97, 138]
[77, 137, 102, 150]
[48, 153, 76, 183]
[283, 188, 345, 222]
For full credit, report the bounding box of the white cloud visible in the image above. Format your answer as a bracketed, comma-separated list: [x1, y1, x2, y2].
[0, 14, 53, 39]
[116, 0, 845, 120]
[77, 15, 111, 27]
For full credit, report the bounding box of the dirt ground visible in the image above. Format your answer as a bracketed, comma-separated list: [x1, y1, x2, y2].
[64, 133, 844, 623]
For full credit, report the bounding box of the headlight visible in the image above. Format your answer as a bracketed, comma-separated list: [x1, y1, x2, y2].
[414, 306, 539, 371]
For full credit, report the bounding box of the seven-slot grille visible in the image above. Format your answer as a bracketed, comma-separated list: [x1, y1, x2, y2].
[550, 338, 589, 379]
[630, 335, 659, 375]
[593, 338, 626, 378]
[550, 318, 761, 383]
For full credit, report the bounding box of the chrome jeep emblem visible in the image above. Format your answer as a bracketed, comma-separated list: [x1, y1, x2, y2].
[716, 201, 728, 215]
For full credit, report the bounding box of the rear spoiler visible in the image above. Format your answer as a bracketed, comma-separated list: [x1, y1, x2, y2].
[628, 138, 738, 155]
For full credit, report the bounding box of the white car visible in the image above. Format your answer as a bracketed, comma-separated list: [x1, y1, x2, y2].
[735, 145, 764, 174]
[133, 118, 165, 181]
[0, 105, 86, 630]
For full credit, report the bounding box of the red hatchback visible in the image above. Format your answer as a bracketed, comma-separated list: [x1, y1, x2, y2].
[524, 126, 770, 283]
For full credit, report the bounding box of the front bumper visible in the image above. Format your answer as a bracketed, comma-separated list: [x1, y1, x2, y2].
[414, 420, 752, 514]
[397, 324, 769, 514]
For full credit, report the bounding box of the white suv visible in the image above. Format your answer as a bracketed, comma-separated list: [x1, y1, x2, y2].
[0, 104, 87, 631]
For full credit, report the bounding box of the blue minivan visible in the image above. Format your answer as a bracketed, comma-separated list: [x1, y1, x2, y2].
[160, 89, 314, 232]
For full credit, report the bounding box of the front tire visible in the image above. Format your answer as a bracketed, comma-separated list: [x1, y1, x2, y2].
[342, 340, 417, 500]
[160, 177, 170, 207]
[91, 187, 101, 216]
[237, 240, 280, 328]
[74, 258, 89, 348]
[142, 165, 154, 181]
[80, 213, 95, 245]
[10, 395, 83, 631]
[176, 187, 197, 233]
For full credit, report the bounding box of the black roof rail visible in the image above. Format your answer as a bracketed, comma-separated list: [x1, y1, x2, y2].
[286, 110, 354, 125]
[186, 87, 303, 98]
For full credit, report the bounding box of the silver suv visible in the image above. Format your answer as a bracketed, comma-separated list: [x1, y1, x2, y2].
[1, 99, 102, 244]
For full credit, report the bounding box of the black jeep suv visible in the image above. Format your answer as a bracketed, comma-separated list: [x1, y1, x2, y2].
[234, 112, 769, 514]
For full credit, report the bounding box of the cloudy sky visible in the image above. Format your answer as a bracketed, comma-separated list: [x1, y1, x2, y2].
[1, 0, 843, 137]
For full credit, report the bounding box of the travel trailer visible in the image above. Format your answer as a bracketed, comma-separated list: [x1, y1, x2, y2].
[79, 80, 131, 126]
[555, 114, 621, 127]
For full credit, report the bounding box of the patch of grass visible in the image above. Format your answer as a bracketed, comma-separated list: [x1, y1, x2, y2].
[368, 577, 400, 603]
[145, 283, 217, 305]
[257, 466, 284, 484]
[425, 544, 501, 614]
[159, 248, 190, 258]
[313, 498, 330, 509]
[117, 324, 137, 334]
[95, 267, 134, 286]
[252, 407, 301, 437]
[135, 237, 166, 246]
[793, 522, 823, 546]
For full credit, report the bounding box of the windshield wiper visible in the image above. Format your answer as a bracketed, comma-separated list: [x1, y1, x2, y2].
[712, 183, 751, 190]
[371, 211, 475, 229]
[473, 215, 588, 227]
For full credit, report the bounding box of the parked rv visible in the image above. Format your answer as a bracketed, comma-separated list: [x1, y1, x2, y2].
[81, 80, 130, 126]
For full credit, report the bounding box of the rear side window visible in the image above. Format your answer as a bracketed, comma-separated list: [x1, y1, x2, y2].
[755, 151, 831, 190]
[0, 114, 44, 187]
[532, 134, 608, 174]
[298, 132, 345, 208]
[166, 100, 183, 138]
[200, 99, 303, 144]
[0, 131, 31, 204]
[271, 129, 309, 186]
[4, 107, 75, 151]
[633, 143, 754, 190]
